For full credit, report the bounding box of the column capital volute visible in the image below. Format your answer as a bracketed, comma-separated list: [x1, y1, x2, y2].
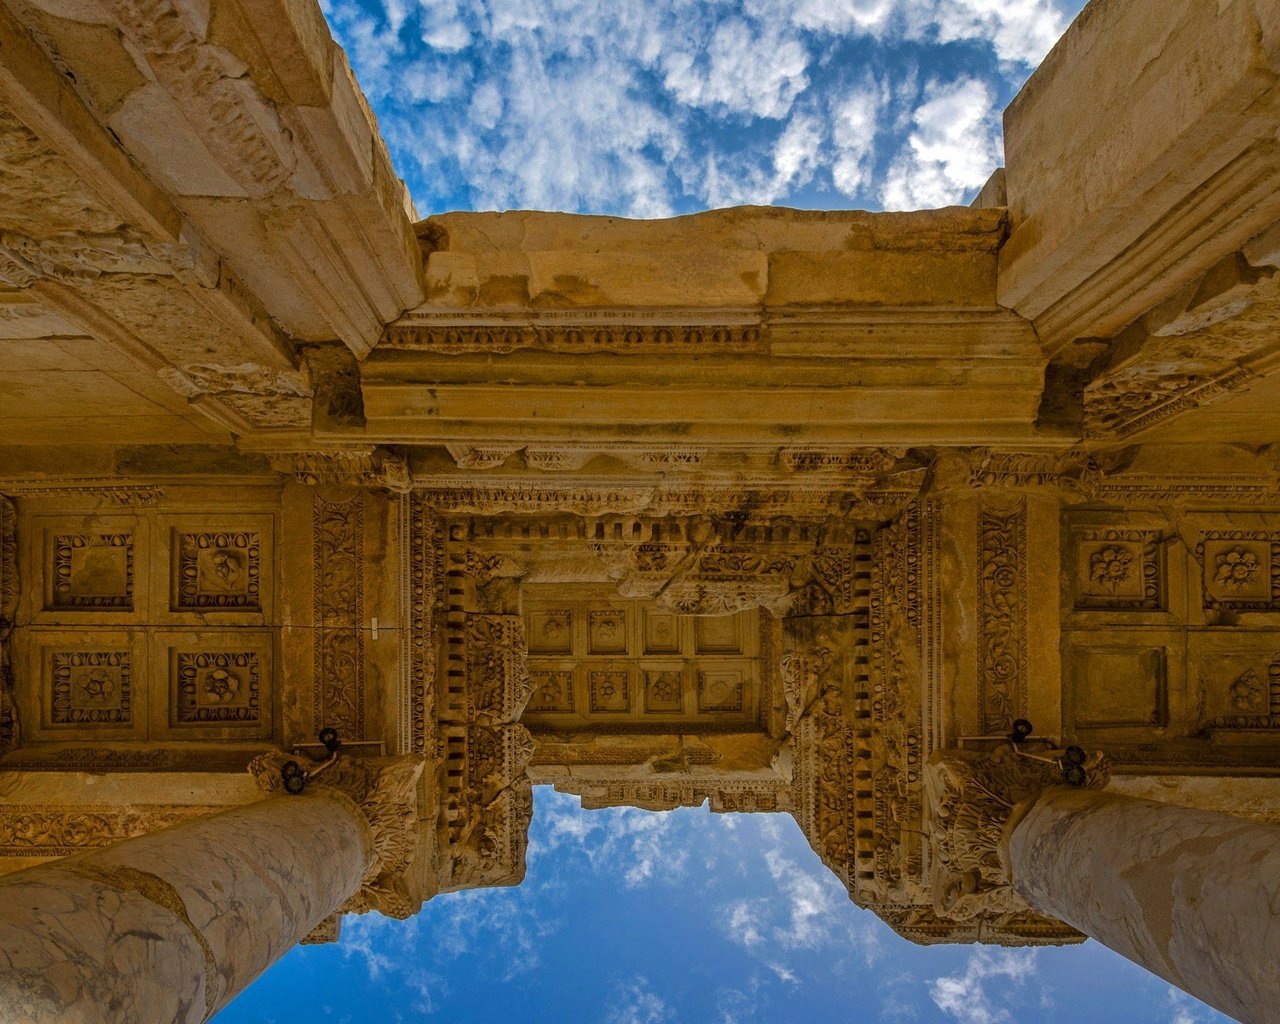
[922, 741, 1109, 923]
[249, 750, 425, 919]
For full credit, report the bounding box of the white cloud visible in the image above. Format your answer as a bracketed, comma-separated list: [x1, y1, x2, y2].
[320, 0, 1082, 217]
[605, 977, 675, 1024]
[880, 77, 1001, 209]
[661, 17, 810, 120]
[831, 83, 885, 196]
[928, 948, 1039, 1024]
[1166, 986, 1212, 1024]
[926, 0, 1069, 67]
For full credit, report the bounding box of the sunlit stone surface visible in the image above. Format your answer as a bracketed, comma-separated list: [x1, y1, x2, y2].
[0, 0, 1279, 1021]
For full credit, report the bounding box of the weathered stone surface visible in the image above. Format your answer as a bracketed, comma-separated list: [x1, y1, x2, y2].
[0, 0, 1279, 1019]
[1005, 789, 1280, 1024]
[0, 790, 372, 1022]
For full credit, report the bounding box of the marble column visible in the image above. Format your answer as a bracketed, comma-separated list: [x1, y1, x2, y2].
[0, 789, 372, 1024]
[1003, 788, 1280, 1024]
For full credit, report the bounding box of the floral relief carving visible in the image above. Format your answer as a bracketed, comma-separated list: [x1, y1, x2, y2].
[1214, 547, 1261, 592]
[1229, 668, 1265, 711]
[1090, 546, 1133, 592]
[1075, 529, 1163, 610]
[49, 651, 131, 725]
[175, 531, 261, 610]
[977, 504, 1027, 732]
[175, 651, 260, 724]
[0, 806, 213, 857]
[1201, 658, 1280, 732]
[313, 497, 365, 739]
[1198, 532, 1280, 609]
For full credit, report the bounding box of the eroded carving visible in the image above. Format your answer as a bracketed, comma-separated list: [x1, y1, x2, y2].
[250, 752, 426, 918]
[51, 533, 133, 610]
[923, 747, 1109, 921]
[269, 449, 410, 492]
[174, 531, 261, 610]
[977, 504, 1027, 733]
[313, 497, 365, 739]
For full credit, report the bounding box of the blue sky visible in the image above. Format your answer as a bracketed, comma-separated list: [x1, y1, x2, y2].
[216, 786, 1230, 1024]
[214, 4, 1237, 1022]
[320, 0, 1087, 216]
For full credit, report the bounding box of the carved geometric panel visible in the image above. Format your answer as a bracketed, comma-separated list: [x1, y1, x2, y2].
[694, 615, 743, 654]
[1067, 645, 1166, 729]
[173, 651, 262, 724]
[697, 668, 746, 712]
[643, 667, 684, 713]
[173, 531, 261, 610]
[21, 631, 145, 742]
[528, 610, 572, 654]
[588, 610, 627, 654]
[643, 611, 680, 654]
[1073, 529, 1163, 610]
[1199, 532, 1280, 610]
[155, 631, 273, 741]
[522, 588, 761, 729]
[589, 668, 630, 713]
[528, 667, 574, 713]
[1187, 635, 1280, 737]
[49, 650, 132, 725]
[49, 533, 133, 610]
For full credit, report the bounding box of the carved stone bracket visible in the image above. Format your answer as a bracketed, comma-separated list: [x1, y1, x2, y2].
[249, 752, 425, 919]
[269, 448, 410, 492]
[922, 746, 1109, 923]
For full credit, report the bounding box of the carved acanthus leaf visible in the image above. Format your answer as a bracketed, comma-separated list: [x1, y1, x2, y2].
[249, 752, 426, 919]
[923, 747, 1109, 923]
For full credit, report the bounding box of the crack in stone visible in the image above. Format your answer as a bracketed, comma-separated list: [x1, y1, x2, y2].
[62, 861, 221, 1017]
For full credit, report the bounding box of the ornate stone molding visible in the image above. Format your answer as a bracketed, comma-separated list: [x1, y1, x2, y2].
[249, 752, 426, 919]
[411, 481, 918, 521]
[313, 497, 365, 740]
[382, 313, 766, 355]
[268, 449, 410, 492]
[0, 480, 166, 506]
[0, 804, 212, 857]
[977, 502, 1028, 734]
[923, 747, 1109, 922]
[1085, 366, 1254, 438]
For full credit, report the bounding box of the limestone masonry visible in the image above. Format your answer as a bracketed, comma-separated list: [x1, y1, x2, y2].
[0, 0, 1279, 1021]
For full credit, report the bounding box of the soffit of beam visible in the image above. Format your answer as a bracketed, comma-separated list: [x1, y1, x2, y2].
[3, 0, 423, 355]
[0, 9, 321, 439]
[365, 208, 1048, 447]
[1000, 0, 1280, 355]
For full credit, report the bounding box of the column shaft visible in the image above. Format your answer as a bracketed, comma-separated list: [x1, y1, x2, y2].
[1004, 788, 1280, 1024]
[0, 790, 372, 1024]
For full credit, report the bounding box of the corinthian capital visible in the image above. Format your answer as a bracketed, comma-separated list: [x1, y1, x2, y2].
[250, 750, 425, 919]
[923, 742, 1108, 922]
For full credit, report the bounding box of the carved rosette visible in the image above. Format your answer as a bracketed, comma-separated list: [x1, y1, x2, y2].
[923, 747, 1109, 923]
[250, 752, 425, 919]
